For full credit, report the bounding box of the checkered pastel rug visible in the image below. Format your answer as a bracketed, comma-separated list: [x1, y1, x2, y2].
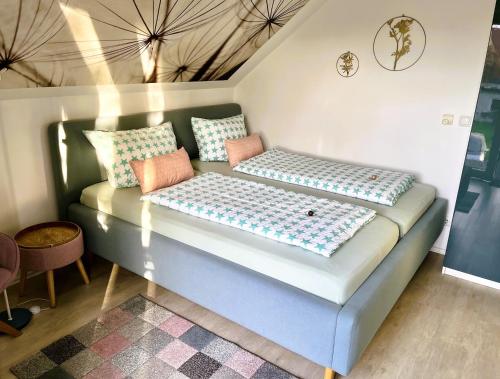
[11, 295, 298, 379]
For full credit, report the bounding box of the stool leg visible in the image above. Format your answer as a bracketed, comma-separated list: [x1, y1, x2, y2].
[19, 269, 27, 297]
[76, 258, 90, 285]
[46, 271, 56, 308]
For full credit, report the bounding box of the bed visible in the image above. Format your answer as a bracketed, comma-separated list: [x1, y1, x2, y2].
[48, 103, 447, 377]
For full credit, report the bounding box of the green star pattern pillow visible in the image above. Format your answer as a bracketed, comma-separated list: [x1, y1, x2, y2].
[83, 122, 177, 188]
[191, 114, 247, 161]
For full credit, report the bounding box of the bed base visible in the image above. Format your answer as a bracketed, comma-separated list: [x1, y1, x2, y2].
[68, 198, 446, 375]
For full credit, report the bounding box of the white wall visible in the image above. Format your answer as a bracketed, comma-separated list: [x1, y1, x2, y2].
[0, 83, 233, 235]
[234, 0, 496, 251]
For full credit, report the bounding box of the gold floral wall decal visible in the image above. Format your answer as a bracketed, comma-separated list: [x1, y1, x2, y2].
[373, 15, 426, 72]
[336, 51, 359, 77]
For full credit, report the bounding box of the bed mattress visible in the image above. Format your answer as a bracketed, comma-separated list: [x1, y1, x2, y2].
[192, 160, 435, 237]
[81, 181, 398, 304]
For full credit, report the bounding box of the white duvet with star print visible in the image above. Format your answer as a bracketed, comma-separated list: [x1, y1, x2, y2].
[142, 172, 376, 257]
[234, 149, 415, 206]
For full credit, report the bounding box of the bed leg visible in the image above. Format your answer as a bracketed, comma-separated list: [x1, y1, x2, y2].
[324, 367, 336, 379]
[147, 281, 157, 297]
[101, 263, 120, 310]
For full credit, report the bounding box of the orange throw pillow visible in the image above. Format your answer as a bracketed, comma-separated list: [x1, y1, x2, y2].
[130, 147, 194, 194]
[225, 134, 264, 168]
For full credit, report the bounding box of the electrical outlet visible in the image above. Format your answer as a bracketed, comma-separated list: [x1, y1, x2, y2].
[441, 114, 454, 126]
[459, 115, 472, 127]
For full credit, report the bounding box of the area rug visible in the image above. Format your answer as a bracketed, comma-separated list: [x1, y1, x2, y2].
[11, 295, 297, 379]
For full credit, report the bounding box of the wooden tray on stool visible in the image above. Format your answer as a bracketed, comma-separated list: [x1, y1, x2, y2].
[15, 222, 80, 248]
[15, 221, 90, 308]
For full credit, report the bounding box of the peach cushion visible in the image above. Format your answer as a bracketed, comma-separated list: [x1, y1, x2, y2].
[130, 147, 194, 194]
[225, 134, 264, 168]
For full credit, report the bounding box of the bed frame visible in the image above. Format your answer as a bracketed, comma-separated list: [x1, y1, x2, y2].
[48, 103, 446, 377]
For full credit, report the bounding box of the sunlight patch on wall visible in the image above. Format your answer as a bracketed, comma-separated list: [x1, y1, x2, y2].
[57, 123, 68, 188]
[147, 111, 165, 127]
[94, 116, 120, 131]
[60, 108, 69, 122]
[146, 86, 166, 113]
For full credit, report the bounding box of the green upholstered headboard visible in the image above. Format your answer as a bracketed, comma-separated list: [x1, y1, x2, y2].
[48, 103, 242, 219]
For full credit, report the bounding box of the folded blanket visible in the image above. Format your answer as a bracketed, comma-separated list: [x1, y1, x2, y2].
[234, 149, 415, 206]
[142, 172, 376, 257]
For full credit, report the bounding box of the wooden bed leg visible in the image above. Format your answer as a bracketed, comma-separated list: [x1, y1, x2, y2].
[324, 367, 336, 379]
[147, 281, 157, 297]
[101, 263, 120, 310]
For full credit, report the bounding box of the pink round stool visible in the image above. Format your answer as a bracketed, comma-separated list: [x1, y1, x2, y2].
[15, 221, 90, 308]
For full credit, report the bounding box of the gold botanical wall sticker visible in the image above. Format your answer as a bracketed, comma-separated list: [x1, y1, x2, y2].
[387, 17, 412, 70]
[373, 15, 426, 72]
[336, 51, 359, 77]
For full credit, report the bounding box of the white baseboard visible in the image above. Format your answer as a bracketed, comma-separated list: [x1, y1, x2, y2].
[442, 267, 500, 290]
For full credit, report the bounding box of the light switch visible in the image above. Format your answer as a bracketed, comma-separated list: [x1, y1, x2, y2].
[459, 115, 473, 127]
[442, 114, 454, 126]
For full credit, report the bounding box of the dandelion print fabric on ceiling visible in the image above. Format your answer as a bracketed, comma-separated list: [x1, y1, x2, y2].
[0, 0, 311, 88]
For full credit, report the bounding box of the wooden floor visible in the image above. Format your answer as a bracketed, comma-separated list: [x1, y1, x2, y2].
[1, 252, 499, 379]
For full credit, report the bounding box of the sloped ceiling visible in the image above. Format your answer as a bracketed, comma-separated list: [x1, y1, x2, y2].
[0, 0, 325, 89]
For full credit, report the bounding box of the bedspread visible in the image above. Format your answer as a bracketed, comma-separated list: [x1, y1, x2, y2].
[142, 172, 375, 257]
[234, 149, 415, 206]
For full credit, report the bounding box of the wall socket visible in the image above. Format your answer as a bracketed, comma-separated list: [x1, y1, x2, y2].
[459, 115, 473, 127]
[441, 114, 454, 126]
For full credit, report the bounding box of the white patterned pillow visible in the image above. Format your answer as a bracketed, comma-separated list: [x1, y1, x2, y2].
[191, 114, 247, 161]
[83, 122, 177, 188]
